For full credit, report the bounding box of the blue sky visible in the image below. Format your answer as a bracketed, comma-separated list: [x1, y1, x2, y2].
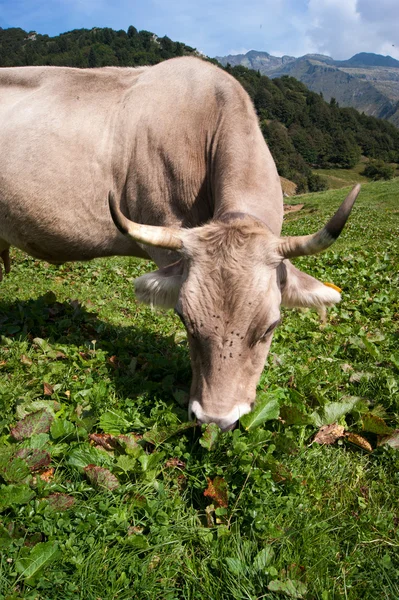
[0, 0, 398, 60]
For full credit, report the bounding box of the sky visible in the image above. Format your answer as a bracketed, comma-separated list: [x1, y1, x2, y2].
[0, 0, 398, 61]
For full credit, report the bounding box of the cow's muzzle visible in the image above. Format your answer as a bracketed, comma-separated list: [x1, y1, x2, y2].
[189, 399, 252, 432]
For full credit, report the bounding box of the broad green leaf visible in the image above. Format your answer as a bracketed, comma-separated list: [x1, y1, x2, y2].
[50, 418, 75, 439]
[143, 422, 196, 445]
[362, 413, 393, 435]
[226, 557, 246, 575]
[280, 405, 311, 426]
[268, 579, 307, 598]
[0, 484, 35, 512]
[138, 452, 165, 472]
[0, 456, 31, 484]
[125, 535, 149, 549]
[99, 410, 132, 434]
[10, 409, 54, 441]
[363, 338, 380, 359]
[22, 433, 50, 449]
[240, 394, 280, 430]
[0, 524, 12, 549]
[199, 423, 221, 450]
[16, 400, 60, 420]
[253, 546, 275, 571]
[15, 541, 60, 582]
[32, 337, 53, 353]
[116, 455, 138, 473]
[117, 434, 144, 457]
[67, 444, 113, 469]
[311, 397, 362, 427]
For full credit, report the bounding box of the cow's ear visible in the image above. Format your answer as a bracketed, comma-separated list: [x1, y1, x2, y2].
[278, 260, 341, 308]
[134, 260, 184, 309]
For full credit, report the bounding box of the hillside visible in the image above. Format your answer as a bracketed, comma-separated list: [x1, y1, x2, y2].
[1, 26, 399, 191]
[0, 26, 198, 68]
[216, 51, 399, 127]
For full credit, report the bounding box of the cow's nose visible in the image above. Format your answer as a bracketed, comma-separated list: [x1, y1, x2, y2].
[189, 399, 252, 432]
[197, 418, 237, 432]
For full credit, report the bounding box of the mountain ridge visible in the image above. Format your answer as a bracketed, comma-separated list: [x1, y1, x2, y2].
[215, 50, 399, 127]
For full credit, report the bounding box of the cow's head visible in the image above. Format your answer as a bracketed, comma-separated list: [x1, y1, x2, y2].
[109, 185, 359, 431]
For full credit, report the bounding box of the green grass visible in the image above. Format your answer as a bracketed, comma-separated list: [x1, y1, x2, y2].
[1, 179, 399, 599]
[313, 159, 399, 190]
[313, 160, 371, 190]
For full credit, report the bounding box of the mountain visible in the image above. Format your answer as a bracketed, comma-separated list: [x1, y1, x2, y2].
[337, 53, 399, 68]
[215, 50, 296, 71]
[215, 51, 399, 127]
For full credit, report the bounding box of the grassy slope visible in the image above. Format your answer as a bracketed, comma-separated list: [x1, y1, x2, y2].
[313, 163, 370, 190]
[0, 179, 398, 599]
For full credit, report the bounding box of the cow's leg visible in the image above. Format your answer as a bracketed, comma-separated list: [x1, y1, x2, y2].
[0, 242, 11, 282]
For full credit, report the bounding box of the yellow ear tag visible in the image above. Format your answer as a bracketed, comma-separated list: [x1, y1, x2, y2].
[324, 282, 342, 293]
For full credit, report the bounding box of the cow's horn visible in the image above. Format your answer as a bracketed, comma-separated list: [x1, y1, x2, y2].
[278, 184, 360, 258]
[108, 192, 183, 250]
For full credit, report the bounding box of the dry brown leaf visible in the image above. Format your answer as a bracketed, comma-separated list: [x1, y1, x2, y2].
[20, 355, 33, 366]
[84, 465, 119, 490]
[88, 433, 118, 451]
[46, 493, 75, 511]
[313, 423, 345, 445]
[165, 458, 186, 469]
[40, 468, 55, 482]
[203, 476, 228, 508]
[107, 355, 122, 369]
[128, 525, 144, 535]
[378, 429, 399, 449]
[345, 433, 373, 452]
[43, 382, 54, 396]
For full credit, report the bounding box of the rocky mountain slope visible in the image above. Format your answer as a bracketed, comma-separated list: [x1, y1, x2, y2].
[215, 51, 399, 127]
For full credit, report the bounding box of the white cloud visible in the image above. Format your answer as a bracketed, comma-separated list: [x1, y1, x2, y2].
[304, 0, 399, 59]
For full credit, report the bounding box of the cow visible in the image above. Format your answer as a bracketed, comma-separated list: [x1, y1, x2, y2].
[0, 57, 359, 431]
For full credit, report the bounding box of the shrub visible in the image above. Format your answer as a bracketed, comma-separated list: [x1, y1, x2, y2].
[308, 173, 329, 192]
[363, 160, 395, 180]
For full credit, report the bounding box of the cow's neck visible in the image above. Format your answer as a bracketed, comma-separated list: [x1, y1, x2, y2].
[208, 115, 284, 237]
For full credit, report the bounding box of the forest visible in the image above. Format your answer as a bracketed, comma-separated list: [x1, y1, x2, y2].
[1, 26, 398, 192]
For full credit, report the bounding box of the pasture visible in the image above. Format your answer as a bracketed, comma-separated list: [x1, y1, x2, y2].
[0, 179, 398, 599]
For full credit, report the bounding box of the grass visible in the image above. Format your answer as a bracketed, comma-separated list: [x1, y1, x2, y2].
[313, 158, 399, 190]
[0, 179, 399, 599]
[313, 159, 370, 190]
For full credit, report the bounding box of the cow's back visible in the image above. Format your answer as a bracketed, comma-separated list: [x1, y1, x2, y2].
[0, 58, 282, 265]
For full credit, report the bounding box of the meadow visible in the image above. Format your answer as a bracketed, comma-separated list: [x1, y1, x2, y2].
[0, 179, 398, 599]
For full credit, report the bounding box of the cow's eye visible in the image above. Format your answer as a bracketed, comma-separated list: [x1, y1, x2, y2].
[260, 318, 281, 341]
